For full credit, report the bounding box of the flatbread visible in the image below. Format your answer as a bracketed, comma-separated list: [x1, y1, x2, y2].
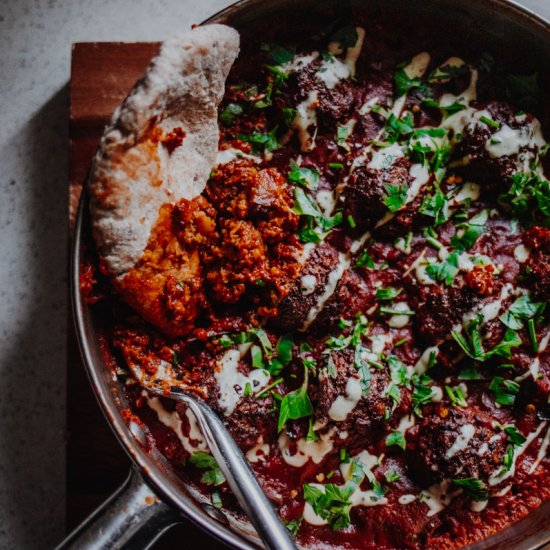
[88, 24, 240, 278]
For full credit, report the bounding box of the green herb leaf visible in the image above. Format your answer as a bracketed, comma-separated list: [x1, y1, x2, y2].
[288, 163, 320, 190]
[282, 107, 297, 127]
[498, 171, 550, 223]
[452, 478, 488, 501]
[426, 252, 459, 286]
[489, 376, 520, 406]
[278, 371, 313, 432]
[303, 482, 355, 531]
[499, 294, 545, 330]
[220, 102, 244, 126]
[355, 249, 375, 269]
[383, 184, 408, 212]
[238, 126, 279, 152]
[376, 287, 402, 301]
[419, 187, 449, 226]
[445, 385, 468, 407]
[386, 430, 406, 450]
[504, 425, 526, 446]
[384, 469, 401, 483]
[189, 452, 225, 486]
[451, 209, 488, 251]
[284, 518, 302, 537]
[479, 115, 500, 129]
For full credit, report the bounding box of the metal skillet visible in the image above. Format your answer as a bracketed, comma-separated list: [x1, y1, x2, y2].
[60, 0, 550, 548]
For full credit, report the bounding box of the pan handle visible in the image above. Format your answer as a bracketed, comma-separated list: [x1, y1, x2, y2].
[55, 467, 182, 550]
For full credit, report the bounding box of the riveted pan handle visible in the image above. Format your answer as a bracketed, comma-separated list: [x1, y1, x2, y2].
[55, 468, 182, 550]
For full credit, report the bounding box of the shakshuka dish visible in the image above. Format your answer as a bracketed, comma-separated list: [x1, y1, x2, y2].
[81, 8, 550, 549]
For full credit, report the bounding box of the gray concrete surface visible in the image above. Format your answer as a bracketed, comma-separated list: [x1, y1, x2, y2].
[0, 0, 548, 548]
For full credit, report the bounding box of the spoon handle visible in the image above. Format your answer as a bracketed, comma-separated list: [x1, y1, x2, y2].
[181, 394, 297, 550]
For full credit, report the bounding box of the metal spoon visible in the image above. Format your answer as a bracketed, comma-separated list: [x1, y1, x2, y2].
[127, 361, 296, 550]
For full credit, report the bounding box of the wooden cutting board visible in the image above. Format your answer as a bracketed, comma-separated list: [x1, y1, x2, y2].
[68, 42, 225, 548]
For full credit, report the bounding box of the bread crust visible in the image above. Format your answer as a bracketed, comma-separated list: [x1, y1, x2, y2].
[88, 24, 240, 278]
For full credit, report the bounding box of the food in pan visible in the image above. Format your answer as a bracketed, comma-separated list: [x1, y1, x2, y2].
[82, 12, 550, 549]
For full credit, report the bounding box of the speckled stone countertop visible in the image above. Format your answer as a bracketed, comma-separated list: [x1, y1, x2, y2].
[0, 0, 548, 548]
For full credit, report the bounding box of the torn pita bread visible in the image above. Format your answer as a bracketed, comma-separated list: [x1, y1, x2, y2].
[88, 24, 240, 277]
[87, 24, 239, 336]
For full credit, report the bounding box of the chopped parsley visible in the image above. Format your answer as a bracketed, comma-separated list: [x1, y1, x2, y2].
[376, 287, 402, 301]
[220, 102, 244, 126]
[451, 209, 488, 251]
[288, 163, 320, 190]
[419, 186, 450, 226]
[189, 452, 225, 486]
[384, 469, 401, 483]
[498, 171, 550, 223]
[386, 430, 406, 450]
[293, 187, 343, 242]
[503, 425, 526, 446]
[355, 249, 376, 269]
[411, 373, 434, 415]
[277, 367, 313, 432]
[452, 478, 488, 501]
[394, 66, 427, 98]
[452, 316, 522, 361]
[284, 518, 302, 537]
[383, 184, 408, 212]
[445, 385, 468, 408]
[303, 483, 355, 531]
[499, 294, 545, 331]
[238, 126, 279, 152]
[489, 376, 520, 406]
[425, 252, 459, 286]
[282, 107, 298, 127]
[479, 115, 500, 129]
[423, 97, 467, 118]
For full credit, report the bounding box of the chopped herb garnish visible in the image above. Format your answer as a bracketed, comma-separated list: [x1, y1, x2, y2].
[288, 163, 320, 190]
[412, 373, 433, 415]
[189, 452, 225, 486]
[282, 107, 297, 127]
[528, 318, 538, 353]
[425, 252, 459, 286]
[452, 316, 521, 361]
[238, 126, 279, 152]
[445, 385, 468, 407]
[383, 184, 408, 212]
[340, 448, 350, 463]
[452, 478, 488, 501]
[220, 102, 244, 126]
[284, 518, 302, 537]
[211, 491, 223, 509]
[479, 115, 500, 129]
[419, 186, 450, 226]
[386, 430, 406, 450]
[451, 209, 488, 251]
[329, 162, 344, 169]
[303, 482, 355, 531]
[499, 294, 545, 331]
[355, 249, 376, 269]
[376, 287, 402, 301]
[423, 97, 467, 118]
[384, 469, 401, 483]
[306, 417, 320, 442]
[498, 171, 550, 223]
[277, 368, 313, 432]
[503, 425, 526, 446]
[489, 376, 520, 406]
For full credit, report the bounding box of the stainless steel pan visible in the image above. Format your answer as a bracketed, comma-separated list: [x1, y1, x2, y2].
[60, 0, 550, 548]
